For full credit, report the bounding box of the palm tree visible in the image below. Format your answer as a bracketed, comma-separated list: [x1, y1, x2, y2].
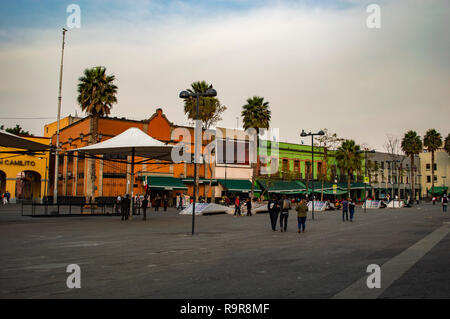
[184, 81, 226, 129]
[241, 96, 271, 200]
[445, 133, 450, 156]
[423, 129, 442, 198]
[77, 66, 118, 200]
[401, 131, 422, 202]
[335, 140, 363, 198]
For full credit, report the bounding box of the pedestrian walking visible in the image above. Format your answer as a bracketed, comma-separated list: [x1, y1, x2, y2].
[296, 199, 308, 233]
[176, 194, 180, 210]
[121, 194, 131, 221]
[442, 194, 448, 212]
[279, 195, 291, 232]
[163, 195, 168, 212]
[246, 198, 252, 216]
[234, 196, 241, 216]
[342, 198, 349, 222]
[349, 198, 355, 222]
[268, 195, 279, 231]
[155, 194, 161, 212]
[142, 195, 149, 220]
[5, 190, 10, 204]
[432, 196, 436, 205]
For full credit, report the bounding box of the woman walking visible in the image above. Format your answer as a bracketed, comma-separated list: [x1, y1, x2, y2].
[296, 199, 308, 233]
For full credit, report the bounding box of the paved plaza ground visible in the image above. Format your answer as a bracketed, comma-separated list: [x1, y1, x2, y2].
[0, 202, 449, 299]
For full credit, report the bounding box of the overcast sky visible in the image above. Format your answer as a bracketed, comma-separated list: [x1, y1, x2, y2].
[0, 0, 449, 151]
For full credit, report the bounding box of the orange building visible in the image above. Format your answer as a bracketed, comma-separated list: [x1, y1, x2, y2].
[48, 109, 215, 203]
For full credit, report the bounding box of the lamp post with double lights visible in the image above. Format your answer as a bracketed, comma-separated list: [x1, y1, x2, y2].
[300, 129, 325, 220]
[179, 87, 217, 235]
[357, 149, 376, 213]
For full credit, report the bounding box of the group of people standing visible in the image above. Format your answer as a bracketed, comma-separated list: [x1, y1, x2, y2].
[234, 196, 253, 216]
[267, 195, 309, 233]
[341, 198, 356, 222]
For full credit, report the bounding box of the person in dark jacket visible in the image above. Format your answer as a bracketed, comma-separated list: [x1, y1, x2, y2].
[246, 198, 252, 216]
[268, 195, 279, 231]
[349, 198, 355, 222]
[142, 195, 149, 220]
[163, 195, 168, 212]
[155, 194, 161, 212]
[342, 198, 349, 222]
[121, 195, 131, 221]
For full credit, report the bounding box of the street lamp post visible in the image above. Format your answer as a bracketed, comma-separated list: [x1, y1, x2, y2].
[53, 28, 67, 205]
[300, 129, 325, 220]
[179, 88, 217, 235]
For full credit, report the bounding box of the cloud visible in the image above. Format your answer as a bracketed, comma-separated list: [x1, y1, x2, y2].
[0, 0, 449, 150]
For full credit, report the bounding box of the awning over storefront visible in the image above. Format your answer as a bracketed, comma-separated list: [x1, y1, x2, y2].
[182, 178, 218, 186]
[145, 176, 187, 190]
[427, 186, 448, 195]
[257, 180, 306, 194]
[218, 179, 261, 193]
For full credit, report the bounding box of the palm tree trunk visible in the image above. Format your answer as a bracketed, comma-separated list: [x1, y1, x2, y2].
[431, 151, 435, 198]
[411, 155, 415, 202]
[347, 170, 351, 199]
[90, 114, 99, 202]
[250, 131, 259, 201]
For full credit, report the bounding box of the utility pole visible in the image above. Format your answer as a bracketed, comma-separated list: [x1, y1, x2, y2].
[53, 28, 67, 204]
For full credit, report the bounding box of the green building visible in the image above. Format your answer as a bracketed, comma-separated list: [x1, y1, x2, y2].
[257, 140, 366, 200]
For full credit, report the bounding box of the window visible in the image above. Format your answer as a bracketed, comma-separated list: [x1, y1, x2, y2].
[317, 162, 323, 174]
[426, 163, 431, 170]
[216, 139, 249, 165]
[427, 176, 431, 183]
[381, 162, 385, 169]
[433, 163, 437, 170]
[294, 160, 300, 173]
[434, 176, 438, 182]
[282, 159, 289, 171]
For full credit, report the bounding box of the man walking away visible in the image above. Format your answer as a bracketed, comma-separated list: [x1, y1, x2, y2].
[280, 195, 291, 232]
[442, 194, 448, 212]
[342, 198, 349, 222]
[296, 199, 308, 233]
[155, 194, 160, 212]
[5, 191, 10, 204]
[349, 198, 355, 222]
[234, 196, 241, 216]
[142, 195, 149, 220]
[121, 195, 131, 221]
[246, 198, 252, 216]
[268, 195, 279, 231]
[163, 195, 168, 212]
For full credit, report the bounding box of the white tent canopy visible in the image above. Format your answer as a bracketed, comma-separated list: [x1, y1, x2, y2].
[0, 129, 50, 152]
[74, 127, 173, 161]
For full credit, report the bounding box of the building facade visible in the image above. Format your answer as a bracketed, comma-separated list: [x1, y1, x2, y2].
[367, 152, 421, 200]
[0, 136, 50, 202]
[419, 148, 449, 197]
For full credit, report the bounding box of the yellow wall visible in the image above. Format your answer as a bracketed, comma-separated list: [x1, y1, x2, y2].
[44, 116, 82, 138]
[0, 136, 50, 200]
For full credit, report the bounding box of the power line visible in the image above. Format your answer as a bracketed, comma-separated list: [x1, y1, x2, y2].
[0, 117, 57, 120]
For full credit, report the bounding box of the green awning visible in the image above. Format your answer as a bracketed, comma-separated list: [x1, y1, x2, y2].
[218, 179, 261, 192]
[427, 187, 448, 195]
[181, 178, 218, 186]
[145, 176, 187, 190]
[257, 180, 306, 194]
